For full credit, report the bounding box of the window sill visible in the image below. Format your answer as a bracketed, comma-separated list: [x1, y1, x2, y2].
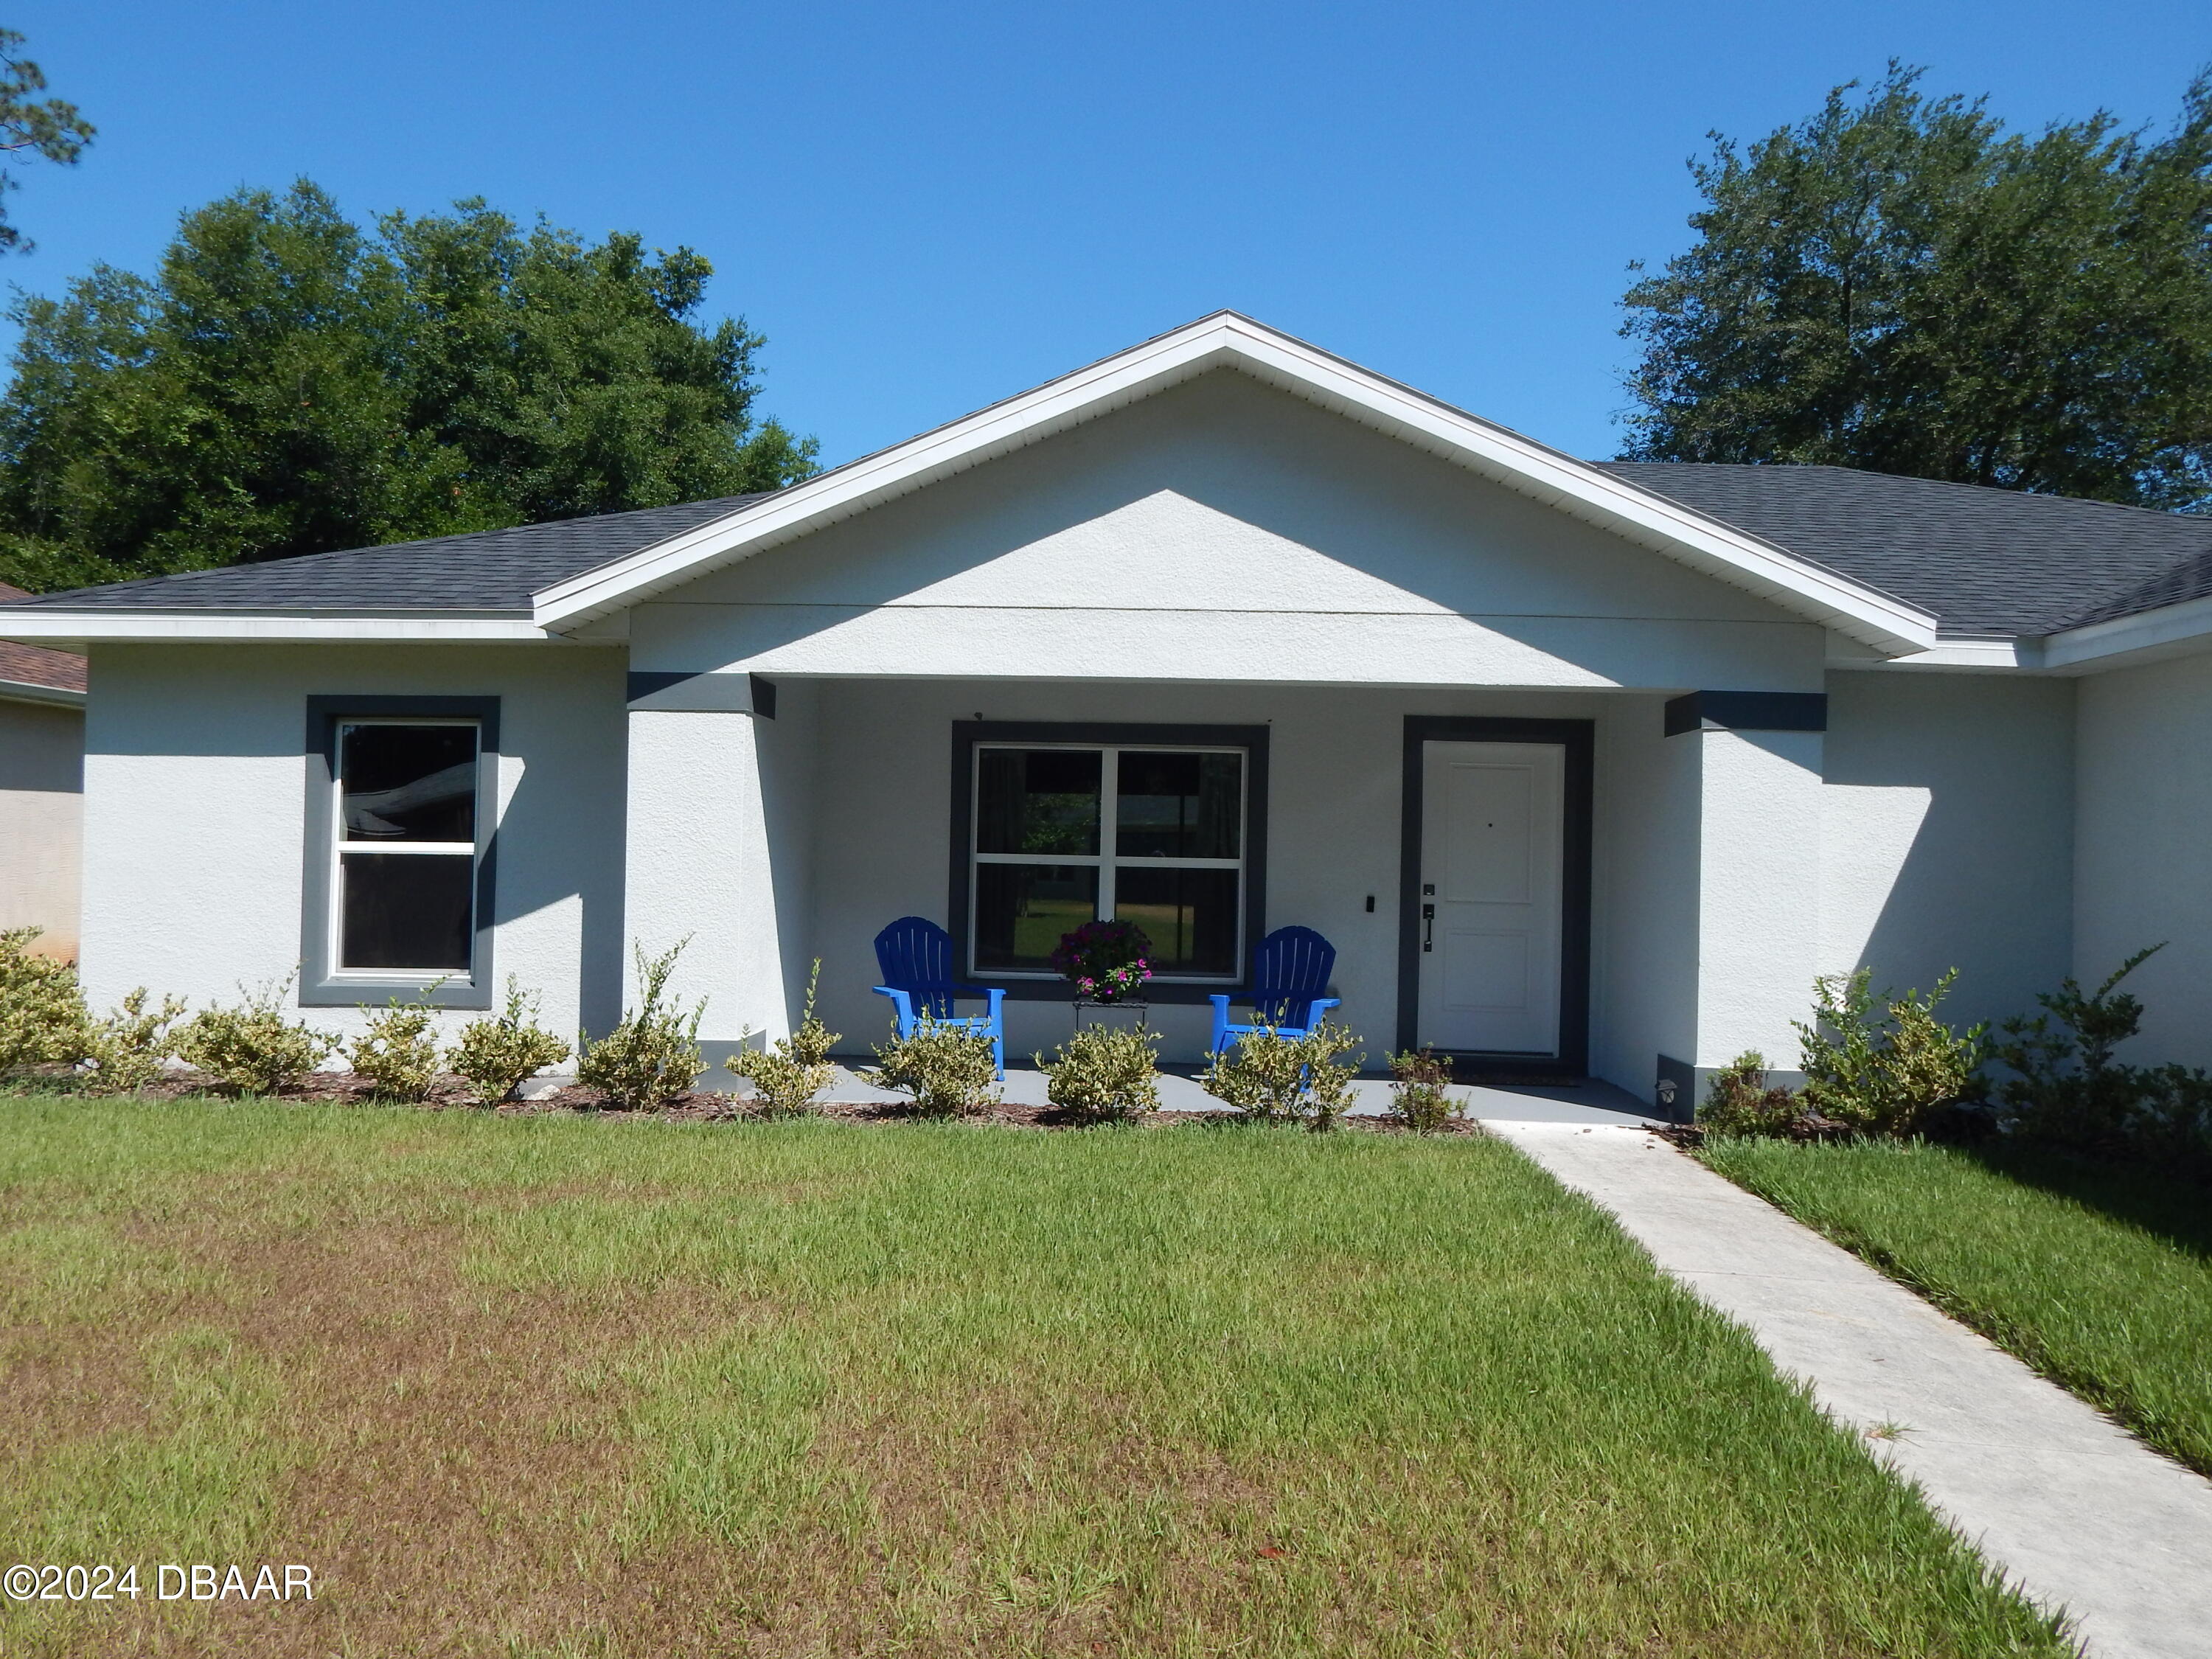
[300, 975, 493, 1010]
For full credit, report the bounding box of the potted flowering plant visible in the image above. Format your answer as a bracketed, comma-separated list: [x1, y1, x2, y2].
[1050, 919, 1153, 1005]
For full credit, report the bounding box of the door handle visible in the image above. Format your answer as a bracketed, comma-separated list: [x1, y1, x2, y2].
[1422, 902, 1435, 953]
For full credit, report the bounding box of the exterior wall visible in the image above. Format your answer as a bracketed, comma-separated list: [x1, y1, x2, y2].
[631, 371, 1826, 695]
[0, 698, 83, 959]
[803, 677, 1697, 1093]
[1822, 671, 2075, 1040]
[1695, 728, 1823, 1074]
[2075, 653, 2212, 1066]
[622, 681, 818, 1069]
[81, 644, 629, 1046]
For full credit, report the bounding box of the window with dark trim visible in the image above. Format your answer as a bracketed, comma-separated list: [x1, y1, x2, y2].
[301, 696, 499, 1009]
[950, 722, 1270, 1001]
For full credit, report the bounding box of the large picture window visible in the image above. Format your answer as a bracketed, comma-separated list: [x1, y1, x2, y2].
[302, 696, 498, 1008]
[333, 720, 481, 973]
[970, 742, 1247, 980]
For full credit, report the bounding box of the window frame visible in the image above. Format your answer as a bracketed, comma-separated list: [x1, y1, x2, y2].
[949, 721, 1269, 1004]
[300, 696, 500, 1009]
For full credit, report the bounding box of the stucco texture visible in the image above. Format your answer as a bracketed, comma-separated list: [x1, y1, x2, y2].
[2076, 653, 2212, 1066]
[81, 643, 628, 1043]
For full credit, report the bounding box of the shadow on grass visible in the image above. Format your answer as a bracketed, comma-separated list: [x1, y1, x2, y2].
[1963, 1144, 2212, 1262]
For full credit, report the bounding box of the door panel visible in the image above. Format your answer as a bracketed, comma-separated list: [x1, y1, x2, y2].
[1417, 741, 1565, 1054]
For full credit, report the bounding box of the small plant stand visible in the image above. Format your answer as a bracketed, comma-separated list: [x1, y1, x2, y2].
[1073, 998, 1150, 1035]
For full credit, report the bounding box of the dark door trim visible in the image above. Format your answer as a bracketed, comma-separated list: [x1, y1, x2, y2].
[1398, 716, 1593, 1078]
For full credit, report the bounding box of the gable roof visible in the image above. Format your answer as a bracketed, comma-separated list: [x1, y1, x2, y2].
[521, 313, 1940, 653]
[0, 313, 1941, 655]
[10, 312, 2212, 658]
[1599, 464, 2212, 636]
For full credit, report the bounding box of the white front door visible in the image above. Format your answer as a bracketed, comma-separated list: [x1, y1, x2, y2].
[1416, 740, 1565, 1055]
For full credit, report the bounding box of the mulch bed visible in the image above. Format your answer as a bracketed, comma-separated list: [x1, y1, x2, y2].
[7, 1064, 1483, 1134]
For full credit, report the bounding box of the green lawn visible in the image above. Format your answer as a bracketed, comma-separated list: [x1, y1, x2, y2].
[1703, 1136, 2212, 1479]
[0, 1095, 2065, 1657]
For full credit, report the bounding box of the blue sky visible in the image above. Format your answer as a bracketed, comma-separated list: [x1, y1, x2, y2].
[10, 2, 2209, 467]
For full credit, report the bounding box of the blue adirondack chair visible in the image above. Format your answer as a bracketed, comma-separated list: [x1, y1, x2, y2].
[872, 916, 1007, 1077]
[1209, 925, 1342, 1054]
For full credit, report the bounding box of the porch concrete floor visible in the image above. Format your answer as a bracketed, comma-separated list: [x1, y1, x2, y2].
[1497, 1121, 2212, 1659]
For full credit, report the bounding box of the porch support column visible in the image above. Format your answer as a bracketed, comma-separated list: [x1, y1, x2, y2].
[621, 670, 789, 1070]
[1660, 689, 1828, 1108]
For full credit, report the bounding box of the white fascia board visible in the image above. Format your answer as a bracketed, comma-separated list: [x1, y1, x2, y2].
[0, 611, 552, 647]
[0, 677, 84, 708]
[2041, 592, 2212, 672]
[531, 313, 1940, 655]
[1841, 636, 2042, 672]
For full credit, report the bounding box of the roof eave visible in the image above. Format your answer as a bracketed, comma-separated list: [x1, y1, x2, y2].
[532, 313, 1939, 656]
[2044, 592, 2212, 672]
[0, 610, 553, 647]
[0, 676, 85, 707]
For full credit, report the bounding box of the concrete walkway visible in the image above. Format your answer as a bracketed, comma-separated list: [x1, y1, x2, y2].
[1494, 1122, 2212, 1659]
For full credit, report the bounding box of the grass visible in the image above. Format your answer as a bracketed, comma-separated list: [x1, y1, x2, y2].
[1702, 1135, 2212, 1478]
[0, 1093, 2069, 1658]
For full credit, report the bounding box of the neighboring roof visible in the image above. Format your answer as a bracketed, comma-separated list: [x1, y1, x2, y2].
[0, 583, 86, 700]
[1599, 463, 2212, 637]
[9, 495, 771, 613]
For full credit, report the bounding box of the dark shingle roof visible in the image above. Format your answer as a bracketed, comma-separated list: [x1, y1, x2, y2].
[7, 495, 771, 612]
[8, 463, 2212, 638]
[1598, 463, 2212, 636]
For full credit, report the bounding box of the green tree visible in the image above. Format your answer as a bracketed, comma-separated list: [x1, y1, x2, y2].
[0, 182, 818, 589]
[1619, 65, 2212, 511]
[0, 27, 93, 255]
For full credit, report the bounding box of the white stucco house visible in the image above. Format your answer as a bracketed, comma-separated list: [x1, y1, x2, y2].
[7, 313, 2212, 1116]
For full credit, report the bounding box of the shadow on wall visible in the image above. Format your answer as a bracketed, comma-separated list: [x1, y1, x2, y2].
[1821, 674, 2075, 1036]
[477, 751, 627, 1039]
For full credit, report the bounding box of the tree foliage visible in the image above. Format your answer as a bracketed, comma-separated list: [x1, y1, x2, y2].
[0, 182, 818, 589]
[1620, 64, 2212, 511]
[0, 27, 92, 256]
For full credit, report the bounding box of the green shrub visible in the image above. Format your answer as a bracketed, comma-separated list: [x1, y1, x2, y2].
[739, 960, 841, 1116]
[1037, 1023, 1161, 1121]
[174, 975, 334, 1095]
[577, 940, 710, 1111]
[83, 989, 189, 1093]
[1697, 1051, 1804, 1138]
[346, 994, 442, 1102]
[872, 1015, 999, 1118]
[1389, 1048, 1461, 1133]
[0, 925, 91, 1073]
[1795, 967, 1986, 1136]
[1201, 1018, 1363, 1130]
[448, 977, 571, 1105]
[1994, 947, 2161, 1152]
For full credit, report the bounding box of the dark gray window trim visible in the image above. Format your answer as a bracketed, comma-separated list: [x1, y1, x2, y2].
[948, 720, 1270, 1006]
[1663, 690, 1827, 737]
[300, 695, 500, 1009]
[1397, 716, 1593, 1078]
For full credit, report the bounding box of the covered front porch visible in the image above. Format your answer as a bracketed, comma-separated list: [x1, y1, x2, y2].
[623, 673, 1828, 1117]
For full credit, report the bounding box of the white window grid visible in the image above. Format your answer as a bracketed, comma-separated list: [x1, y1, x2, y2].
[970, 741, 1246, 982]
[329, 717, 484, 978]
